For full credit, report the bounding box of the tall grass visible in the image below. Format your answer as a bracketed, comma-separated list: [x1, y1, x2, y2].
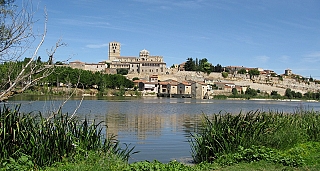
[0, 105, 135, 168]
[190, 110, 320, 163]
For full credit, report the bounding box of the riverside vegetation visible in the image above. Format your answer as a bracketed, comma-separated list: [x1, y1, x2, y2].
[1, 105, 320, 170]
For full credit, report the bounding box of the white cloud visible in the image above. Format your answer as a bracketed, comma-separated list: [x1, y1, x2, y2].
[254, 55, 270, 63]
[86, 43, 109, 49]
[279, 55, 290, 63]
[303, 51, 320, 63]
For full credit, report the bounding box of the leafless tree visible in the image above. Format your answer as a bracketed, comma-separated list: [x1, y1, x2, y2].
[0, 0, 64, 102]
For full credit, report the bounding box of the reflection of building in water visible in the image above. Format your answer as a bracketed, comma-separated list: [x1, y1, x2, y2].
[105, 112, 203, 140]
[106, 113, 164, 140]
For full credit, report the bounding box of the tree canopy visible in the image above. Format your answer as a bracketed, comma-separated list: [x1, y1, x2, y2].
[43, 66, 133, 90]
[184, 57, 224, 74]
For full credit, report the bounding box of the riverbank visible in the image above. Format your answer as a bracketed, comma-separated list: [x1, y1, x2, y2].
[48, 110, 320, 170]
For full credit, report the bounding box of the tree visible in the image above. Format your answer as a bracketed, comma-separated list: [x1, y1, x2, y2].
[248, 69, 260, 79]
[232, 88, 238, 96]
[202, 61, 211, 75]
[245, 88, 257, 96]
[238, 68, 247, 74]
[213, 64, 223, 72]
[222, 72, 228, 78]
[285, 88, 293, 99]
[0, 1, 64, 101]
[116, 68, 128, 75]
[184, 57, 196, 71]
[270, 90, 278, 96]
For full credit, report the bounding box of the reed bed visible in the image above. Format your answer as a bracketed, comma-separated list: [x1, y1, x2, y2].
[190, 110, 320, 164]
[0, 105, 135, 168]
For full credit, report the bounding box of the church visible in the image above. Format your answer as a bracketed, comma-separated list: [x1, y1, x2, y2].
[105, 41, 167, 74]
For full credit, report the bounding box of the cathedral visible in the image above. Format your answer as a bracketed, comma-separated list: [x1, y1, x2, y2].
[106, 41, 167, 74]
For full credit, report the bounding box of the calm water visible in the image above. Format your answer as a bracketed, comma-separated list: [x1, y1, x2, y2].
[4, 95, 320, 163]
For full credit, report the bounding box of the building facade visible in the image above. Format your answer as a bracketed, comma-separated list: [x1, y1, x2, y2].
[106, 41, 167, 74]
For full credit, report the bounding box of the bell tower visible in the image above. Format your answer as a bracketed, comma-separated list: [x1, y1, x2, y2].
[109, 41, 121, 61]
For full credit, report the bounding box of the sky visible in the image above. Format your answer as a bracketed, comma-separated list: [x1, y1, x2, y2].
[23, 0, 320, 79]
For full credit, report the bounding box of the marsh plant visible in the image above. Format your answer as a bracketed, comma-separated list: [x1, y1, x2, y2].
[0, 105, 135, 169]
[190, 110, 320, 164]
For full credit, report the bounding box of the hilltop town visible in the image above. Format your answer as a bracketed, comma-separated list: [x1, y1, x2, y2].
[66, 41, 320, 99]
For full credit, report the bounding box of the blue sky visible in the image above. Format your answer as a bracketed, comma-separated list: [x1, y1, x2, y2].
[28, 0, 320, 79]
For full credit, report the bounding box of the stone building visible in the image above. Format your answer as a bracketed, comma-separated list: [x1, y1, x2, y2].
[69, 61, 106, 72]
[106, 41, 167, 74]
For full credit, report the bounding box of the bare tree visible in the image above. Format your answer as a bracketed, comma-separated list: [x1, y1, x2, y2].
[0, 0, 64, 101]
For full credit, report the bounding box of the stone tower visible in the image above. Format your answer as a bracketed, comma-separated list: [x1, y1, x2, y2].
[109, 41, 121, 61]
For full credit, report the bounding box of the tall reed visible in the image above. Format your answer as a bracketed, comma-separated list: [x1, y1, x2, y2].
[190, 110, 320, 163]
[0, 105, 135, 168]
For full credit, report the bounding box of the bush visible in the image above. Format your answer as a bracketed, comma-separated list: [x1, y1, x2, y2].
[222, 72, 228, 78]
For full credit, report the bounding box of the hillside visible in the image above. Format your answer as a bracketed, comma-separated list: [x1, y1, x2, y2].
[128, 71, 319, 96]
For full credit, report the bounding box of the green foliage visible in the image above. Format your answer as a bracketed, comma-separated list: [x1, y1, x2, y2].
[1, 154, 34, 171]
[270, 91, 282, 99]
[285, 88, 305, 99]
[211, 64, 224, 73]
[248, 69, 260, 77]
[127, 160, 216, 171]
[232, 88, 238, 96]
[216, 145, 304, 167]
[190, 110, 320, 164]
[303, 91, 320, 100]
[278, 75, 283, 81]
[117, 68, 129, 75]
[0, 105, 136, 169]
[43, 66, 133, 90]
[0, 58, 48, 90]
[270, 90, 278, 96]
[213, 95, 227, 99]
[285, 88, 293, 99]
[184, 57, 196, 71]
[221, 72, 228, 78]
[184, 57, 224, 74]
[245, 88, 257, 97]
[45, 151, 128, 171]
[237, 68, 247, 74]
[132, 77, 140, 81]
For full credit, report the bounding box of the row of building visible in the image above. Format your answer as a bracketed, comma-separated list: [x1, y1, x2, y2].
[68, 41, 289, 79]
[69, 41, 167, 74]
[134, 75, 249, 99]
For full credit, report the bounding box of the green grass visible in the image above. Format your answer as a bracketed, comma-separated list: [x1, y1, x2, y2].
[191, 110, 320, 167]
[0, 105, 135, 170]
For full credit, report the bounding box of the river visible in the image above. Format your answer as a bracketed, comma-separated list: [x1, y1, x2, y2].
[4, 95, 320, 163]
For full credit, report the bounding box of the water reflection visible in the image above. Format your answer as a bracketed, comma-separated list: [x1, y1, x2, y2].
[4, 95, 320, 163]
